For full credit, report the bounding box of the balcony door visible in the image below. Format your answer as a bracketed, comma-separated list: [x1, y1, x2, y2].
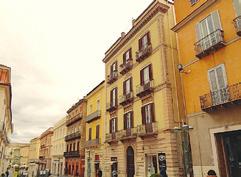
[233, 0, 241, 16]
[141, 65, 153, 85]
[208, 64, 228, 105]
[141, 103, 155, 133]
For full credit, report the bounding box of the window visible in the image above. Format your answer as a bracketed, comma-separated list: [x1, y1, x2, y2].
[73, 143, 75, 151]
[208, 64, 228, 105]
[96, 125, 100, 139]
[139, 32, 151, 50]
[123, 78, 132, 95]
[110, 118, 117, 133]
[141, 103, 155, 124]
[97, 100, 100, 111]
[111, 61, 118, 73]
[124, 111, 133, 130]
[190, 0, 198, 5]
[88, 128, 92, 140]
[110, 88, 118, 107]
[196, 11, 222, 41]
[123, 48, 132, 64]
[233, 0, 241, 16]
[140, 65, 153, 85]
[70, 144, 72, 152]
[77, 141, 79, 151]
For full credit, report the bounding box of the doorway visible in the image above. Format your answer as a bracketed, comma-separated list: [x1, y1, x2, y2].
[126, 146, 135, 177]
[216, 130, 241, 177]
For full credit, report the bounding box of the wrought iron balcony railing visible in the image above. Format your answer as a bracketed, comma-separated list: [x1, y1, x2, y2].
[119, 92, 134, 106]
[200, 82, 241, 111]
[63, 151, 80, 158]
[65, 131, 81, 142]
[86, 110, 101, 123]
[120, 60, 133, 75]
[106, 102, 118, 112]
[136, 80, 154, 98]
[66, 113, 82, 126]
[85, 138, 100, 148]
[107, 71, 118, 84]
[195, 29, 225, 59]
[136, 45, 152, 62]
[119, 127, 137, 142]
[137, 122, 158, 138]
[234, 16, 241, 36]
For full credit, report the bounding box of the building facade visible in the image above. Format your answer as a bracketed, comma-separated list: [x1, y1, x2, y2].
[39, 128, 53, 171]
[20, 144, 30, 167]
[172, 0, 241, 177]
[28, 137, 40, 177]
[102, 1, 183, 177]
[84, 81, 105, 177]
[51, 117, 66, 176]
[64, 99, 87, 177]
[0, 64, 13, 174]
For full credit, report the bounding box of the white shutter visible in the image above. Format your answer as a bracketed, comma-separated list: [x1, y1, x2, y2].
[233, 0, 241, 16]
[195, 23, 202, 41]
[211, 11, 222, 30]
[208, 69, 218, 92]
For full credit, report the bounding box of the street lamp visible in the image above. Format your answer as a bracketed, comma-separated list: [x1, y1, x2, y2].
[172, 124, 194, 177]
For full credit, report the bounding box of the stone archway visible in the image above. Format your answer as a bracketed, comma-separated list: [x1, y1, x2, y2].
[126, 146, 135, 177]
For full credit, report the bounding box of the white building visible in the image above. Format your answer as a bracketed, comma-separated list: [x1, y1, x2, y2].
[51, 117, 66, 176]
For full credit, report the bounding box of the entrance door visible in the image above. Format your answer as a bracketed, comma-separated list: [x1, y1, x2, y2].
[126, 146, 135, 177]
[216, 130, 241, 177]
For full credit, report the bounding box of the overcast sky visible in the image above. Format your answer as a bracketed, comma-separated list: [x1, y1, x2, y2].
[0, 0, 153, 143]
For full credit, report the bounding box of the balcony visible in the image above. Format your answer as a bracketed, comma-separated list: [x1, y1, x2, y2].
[137, 122, 158, 139]
[65, 131, 81, 142]
[105, 132, 120, 144]
[119, 92, 134, 106]
[119, 60, 133, 75]
[106, 102, 118, 112]
[195, 29, 225, 59]
[136, 45, 152, 63]
[200, 82, 241, 112]
[136, 80, 154, 98]
[107, 71, 118, 84]
[85, 139, 100, 148]
[63, 151, 80, 158]
[234, 16, 241, 36]
[66, 113, 82, 126]
[119, 127, 137, 142]
[86, 110, 101, 123]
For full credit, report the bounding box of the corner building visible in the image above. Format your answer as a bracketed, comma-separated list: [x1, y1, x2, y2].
[64, 99, 87, 177]
[172, 0, 241, 177]
[84, 81, 105, 177]
[102, 1, 183, 177]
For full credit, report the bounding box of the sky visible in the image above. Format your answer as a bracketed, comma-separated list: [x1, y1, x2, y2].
[0, 0, 153, 143]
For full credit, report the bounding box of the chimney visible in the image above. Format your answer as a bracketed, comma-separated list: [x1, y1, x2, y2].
[121, 32, 126, 38]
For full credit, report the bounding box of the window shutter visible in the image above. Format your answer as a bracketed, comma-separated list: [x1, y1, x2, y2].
[110, 120, 112, 134]
[211, 11, 222, 30]
[130, 111, 134, 128]
[123, 80, 126, 95]
[115, 61, 118, 71]
[123, 53, 126, 64]
[141, 106, 146, 125]
[233, 0, 241, 16]
[147, 32, 151, 45]
[208, 70, 218, 92]
[110, 90, 113, 106]
[195, 23, 202, 41]
[115, 88, 118, 105]
[115, 118, 118, 132]
[130, 77, 133, 92]
[124, 114, 127, 130]
[216, 65, 227, 89]
[140, 69, 144, 85]
[151, 103, 155, 122]
[139, 38, 143, 50]
[96, 125, 100, 139]
[129, 48, 132, 60]
[149, 65, 153, 81]
[89, 128, 92, 140]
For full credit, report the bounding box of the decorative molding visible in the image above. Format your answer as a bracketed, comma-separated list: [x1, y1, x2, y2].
[172, 0, 217, 32]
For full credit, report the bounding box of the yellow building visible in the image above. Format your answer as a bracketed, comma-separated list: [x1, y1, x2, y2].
[172, 0, 241, 177]
[84, 81, 105, 177]
[51, 117, 66, 176]
[28, 137, 40, 177]
[102, 1, 183, 177]
[0, 64, 13, 174]
[20, 144, 30, 167]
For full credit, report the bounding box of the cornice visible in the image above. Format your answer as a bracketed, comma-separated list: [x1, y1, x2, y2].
[103, 1, 169, 63]
[172, 0, 217, 32]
